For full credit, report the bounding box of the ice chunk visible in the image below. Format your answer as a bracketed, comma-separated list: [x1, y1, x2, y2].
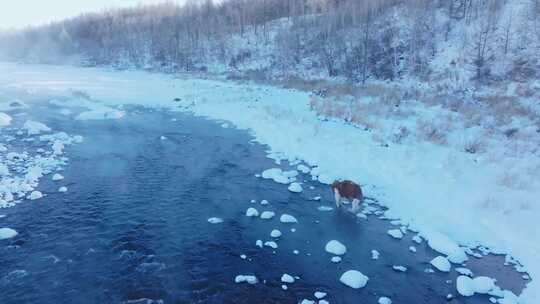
[271, 229, 282, 238]
[288, 182, 303, 193]
[280, 214, 298, 223]
[431, 256, 451, 272]
[409, 246, 417, 253]
[456, 276, 475, 296]
[325, 240, 347, 256]
[387, 229, 403, 239]
[319, 300, 329, 304]
[235, 275, 258, 284]
[246, 207, 259, 217]
[0, 228, 18, 239]
[260, 199, 269, 205]
[260, 211, 275, 219]
[28, 191, 43, 200]
[300, 300, 314, 304]
[371, 250, 380, 260]
[281, 274, 295, 283]
[378, 297, 392, 304]
[207, 217, 223, 224]
[58, 186, 68, 193]
[256, 240, 263, 248]
[52, 173, 64, 181]
[318, 206, 333, 211]
[339, 270, 369, 289]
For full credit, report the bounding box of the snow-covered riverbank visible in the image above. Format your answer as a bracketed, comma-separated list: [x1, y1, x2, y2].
[0, 63, 537, 303]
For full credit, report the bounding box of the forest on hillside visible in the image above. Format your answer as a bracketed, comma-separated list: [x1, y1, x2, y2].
[0, 0, 539, 87]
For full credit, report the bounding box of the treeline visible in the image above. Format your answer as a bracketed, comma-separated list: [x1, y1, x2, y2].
[0, 0, 539, 84]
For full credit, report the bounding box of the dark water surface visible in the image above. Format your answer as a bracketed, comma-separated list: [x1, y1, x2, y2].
[0, 102, 526, 304]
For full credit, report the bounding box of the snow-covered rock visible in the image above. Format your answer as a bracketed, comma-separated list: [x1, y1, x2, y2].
[281, 274, 295, 283]
[314, 292, 327, 299]
[331, 256, 342, 263]
[288, 182, 303, 193]
[378, 297, 392, 304]
[280, 214, 298, 223]
[261, 168, 290, 184]
[325, 240, 347, 256]
[297, 164, 311, 174]
[339, 270, 369, 289]
[387, 229, 404, 239]
[0, 228, 18, 240]
[431, 256, 451, 272]
[28, 191, 43, 200]
[264, 241, 278, 249]
[270, 229, 282, 238]
[260, 211, 275, 219]
[52, 173, 64, 181]
[472, 276, 496, 294]
[456, 276, 475, 296]
[393, 266, 407, 272]
[455, 267, 473, 277]
[235, 275, 258, 284]
[246, 207, 259, 217]
[422, 230, 468, 264]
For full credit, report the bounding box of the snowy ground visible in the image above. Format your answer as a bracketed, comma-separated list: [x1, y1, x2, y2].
[0, 62, 538, 303]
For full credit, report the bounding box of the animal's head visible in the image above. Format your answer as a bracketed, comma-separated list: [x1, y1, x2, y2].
[331, 180, 341, 190]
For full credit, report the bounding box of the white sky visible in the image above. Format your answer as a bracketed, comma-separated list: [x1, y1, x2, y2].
[0, 0, 185, 30]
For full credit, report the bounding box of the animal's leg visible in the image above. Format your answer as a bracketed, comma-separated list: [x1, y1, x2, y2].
[351, 199, 360, 213]
[334, 189, 342, 208]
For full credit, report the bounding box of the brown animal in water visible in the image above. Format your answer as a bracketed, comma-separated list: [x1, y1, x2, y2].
[331, 180, 363, 212]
